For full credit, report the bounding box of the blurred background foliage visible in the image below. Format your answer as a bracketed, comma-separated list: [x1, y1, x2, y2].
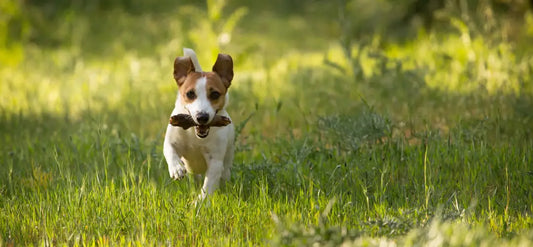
[1, 0, 532, 139]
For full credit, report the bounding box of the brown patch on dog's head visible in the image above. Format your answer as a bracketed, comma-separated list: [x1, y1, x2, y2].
[178, 72, 204, 104]
[204, 72, 227, 112]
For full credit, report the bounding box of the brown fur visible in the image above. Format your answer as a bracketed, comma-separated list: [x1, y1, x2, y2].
[204, 72, 227, 112]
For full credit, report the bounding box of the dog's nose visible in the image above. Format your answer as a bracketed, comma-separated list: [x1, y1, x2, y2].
[196, 113, 209, 125]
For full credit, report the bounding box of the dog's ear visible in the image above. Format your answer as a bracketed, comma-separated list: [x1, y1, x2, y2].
[212, 53, 233, 88]
[174, 56, 195, 86]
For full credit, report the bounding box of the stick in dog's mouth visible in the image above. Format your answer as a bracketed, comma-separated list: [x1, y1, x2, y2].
[169, 114, 231, 138]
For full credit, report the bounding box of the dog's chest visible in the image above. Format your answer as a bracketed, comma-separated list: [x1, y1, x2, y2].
[171, 126, 234, 174]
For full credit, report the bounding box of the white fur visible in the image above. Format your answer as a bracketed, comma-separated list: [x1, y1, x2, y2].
[184, 77, 216, 124]
[183, 48, 202, 72]
[163, 49, 234, 200]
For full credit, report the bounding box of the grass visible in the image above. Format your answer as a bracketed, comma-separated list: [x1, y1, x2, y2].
[1, 0, 533, 246]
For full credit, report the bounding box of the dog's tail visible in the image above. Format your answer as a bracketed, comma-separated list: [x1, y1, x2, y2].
[183, 48, 203, 72]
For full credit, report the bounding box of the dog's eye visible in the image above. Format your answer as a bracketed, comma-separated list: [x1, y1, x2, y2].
[186, 90, 196, 100]
[209, 91, 221, 100]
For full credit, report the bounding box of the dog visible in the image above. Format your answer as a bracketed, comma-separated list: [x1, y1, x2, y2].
[163, 48, 235, 199]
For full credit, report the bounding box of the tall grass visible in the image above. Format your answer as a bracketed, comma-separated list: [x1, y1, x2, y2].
[1, 0, 533, 245]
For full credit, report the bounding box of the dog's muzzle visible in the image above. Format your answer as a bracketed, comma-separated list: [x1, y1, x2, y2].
[194, 112, 211, 138]
[195, 125, 210, 138]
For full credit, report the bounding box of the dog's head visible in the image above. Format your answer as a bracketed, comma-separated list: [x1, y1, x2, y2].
[173, 53, 233, 138]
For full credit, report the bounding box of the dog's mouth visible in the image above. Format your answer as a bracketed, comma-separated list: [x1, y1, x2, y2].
[195, 125, 210, 138]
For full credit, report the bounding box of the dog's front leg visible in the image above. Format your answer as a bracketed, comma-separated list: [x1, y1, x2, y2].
[163, 129, 187, 180]
[164, 142, 187, 180]
[199, 159, 224, 199]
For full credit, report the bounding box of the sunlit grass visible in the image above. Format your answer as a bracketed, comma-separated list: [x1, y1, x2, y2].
[1, 1, 533, 246]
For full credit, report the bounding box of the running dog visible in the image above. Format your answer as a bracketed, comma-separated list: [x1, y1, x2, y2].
[163, 48, 235, 199]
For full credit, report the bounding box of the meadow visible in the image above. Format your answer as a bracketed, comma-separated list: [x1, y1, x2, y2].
[1, 0, 533, 245]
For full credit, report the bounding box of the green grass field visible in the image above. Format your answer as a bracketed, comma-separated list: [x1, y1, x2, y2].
[1, 0, 533, 245]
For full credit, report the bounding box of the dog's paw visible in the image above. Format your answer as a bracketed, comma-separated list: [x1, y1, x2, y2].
[169, 165, 187, 180]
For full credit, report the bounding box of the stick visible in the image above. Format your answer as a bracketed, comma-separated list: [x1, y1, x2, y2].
[169, 114, 231, 129]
